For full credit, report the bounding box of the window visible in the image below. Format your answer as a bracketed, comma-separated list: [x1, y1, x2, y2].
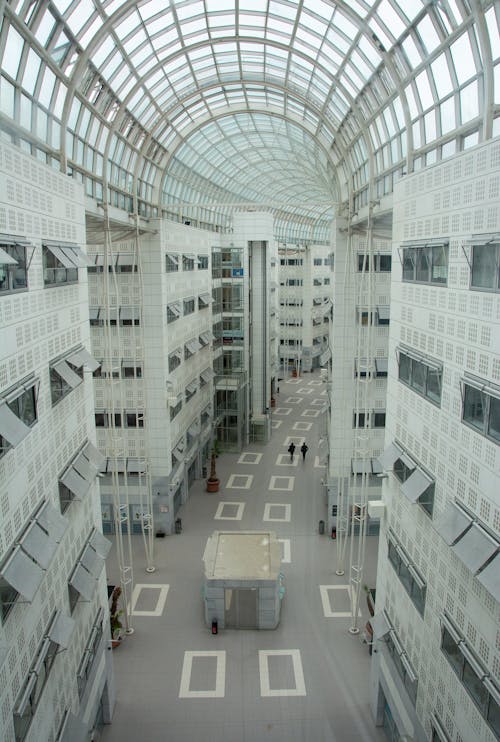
[313, 258, 322, 266]
[169, 349, 182, 373]
[182, 254, 195, 271]
[170, 399, 182, 420]
[387, 531, 426, 615]
[122, 362, 142, 379]
[373, 412, 386, 428]
[0, 381, 37, 459]
[0, 240, 28, 293]
[185, 380, 197, 402]
[58, 442, 105, 513]
[398, 348, 442, 405]
[378, 442, 435, 516]
[198, 293, 210, 309]
[185, 337, 201, 359]
[115, 254, 137, 272]
[50, 359, 83, 405]
[386, 631, 418, 704]
[402, 242, 449, 285]
[470, 241, 500, 292]
[197, 254, 208, 270]
[43, 244, 82, 286]
[124, 412, 144, 428]
[462, 381, 500, 443]
[357, 254, 392, 272]
[167, 301, 181, 323]
[166, 253, 179, 272]
[119, 307, 140, 326]
[93, 412, 122, 430]
[77, 608, 104, 699]
[68, 531, 111, 613]
[183, 297, 195, 316]
[441, 614, 500, 738]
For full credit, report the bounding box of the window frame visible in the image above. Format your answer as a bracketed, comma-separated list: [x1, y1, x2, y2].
[398, 349, 442, 406]
[470, 241, 500, 293]
[402, 243, 449, 286]
[42, 245, 78, 287]
[0, 381, 38, 459]
[0, 242, 28, 294]
[462, 381, 500, 444]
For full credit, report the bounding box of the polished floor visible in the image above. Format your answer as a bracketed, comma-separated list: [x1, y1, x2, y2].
[101, 376, 386, 742]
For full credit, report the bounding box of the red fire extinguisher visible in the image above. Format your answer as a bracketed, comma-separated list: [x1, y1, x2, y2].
[331, 527, 336, 540]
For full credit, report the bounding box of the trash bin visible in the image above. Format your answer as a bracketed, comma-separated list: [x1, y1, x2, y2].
[318, 520, 325, 535]
[211, 619, 218, 635]
[175, 518, 182, 534]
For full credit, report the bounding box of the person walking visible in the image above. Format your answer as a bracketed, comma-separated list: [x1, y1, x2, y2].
[300, 441, 308, 461]
[288, 442, 296, 462]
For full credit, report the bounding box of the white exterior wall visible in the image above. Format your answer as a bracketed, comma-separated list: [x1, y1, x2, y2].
[373, 138, 500, 742]
[0, 145, 113, 742]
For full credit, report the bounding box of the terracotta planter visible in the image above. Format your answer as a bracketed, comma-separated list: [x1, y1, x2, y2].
[206, 478, 220, 493]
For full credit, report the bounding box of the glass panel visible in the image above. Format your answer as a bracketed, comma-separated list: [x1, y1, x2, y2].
[416, 246, 431, 282]
[426, 367, 441, 403]
[471, 245, 497, 289]
[402, 248, 415, 280]
[411, 359, 426, 393]
[419, 482, 435, 517]
[487, 693, 500, 739]
[431, 244, 448, 283]
[463, 659, 488, 711]
[463, 385, 485, 431]
[399, 353, 411, 384]
[442, 627, 464, 676]
[488, 396, 500, 442]
[399, 561, 413, 594]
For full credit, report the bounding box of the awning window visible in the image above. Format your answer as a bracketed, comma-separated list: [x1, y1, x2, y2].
[127, 458, 146, 474]
[44, 242, 91, 268]
[106, 458, 126, 473]
[371, 458, 383, 474]
[401, 468, 433, 503]
[69, 563, 95, 601]
[200, 368, 214, 383]
[1, 546, 44, 601]
[185, 338, 201, 354]
[60, 442, 103, 497]
[187, 423, 199, 437]
[66, 348, 100, 373]
[120, 306, 140, 322]
[355, 358, 373, 374]
[57, 711, 88, 742]
[198, 292, 210, 306]
[376, 442, 404, 470]
[80, 544, 104, 578]
[433, 502, 472, 545]
[82, 441, 105, 470]
[477, 554, 500, 602]
[452, 523, 498, 574]
[375, 358, 388, 374]
[89, 307, 100, 320]
[319, 349, 331, 365]
[20, 521, 57, 569]
[0, 246, 18, 264]
[377, 306, 390, 321]
[171, 347, 182, 361]
[168, 393, 183, 408]
[60, 467, 89, 499]
[48, 611, 75, 649]
[186, 380, 198, 394]
[199, 331, 212, 346]
[371, 611, 391, 639]
[352, 459, 372, 474]
[89, 530, 112, 560]
[52, 360, 82, 389]
[116, 253, 135, 267]
[36, 501, 68, 543]
[0, 400, 31, 446]
[167, 301, 181, 317]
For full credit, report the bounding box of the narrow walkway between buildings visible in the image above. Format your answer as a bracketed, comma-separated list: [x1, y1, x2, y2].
[102, 376, 385, 742]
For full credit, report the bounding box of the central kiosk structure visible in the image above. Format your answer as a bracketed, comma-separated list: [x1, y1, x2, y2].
[202, 530, 283, 630]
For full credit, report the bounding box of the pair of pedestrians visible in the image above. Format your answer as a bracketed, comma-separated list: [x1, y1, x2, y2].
[288, 441, 308, 462]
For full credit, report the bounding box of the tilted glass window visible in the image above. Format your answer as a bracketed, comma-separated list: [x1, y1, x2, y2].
[0, 382, 37, 459]
[398, 349, 442, 406]
[402, 243, 449, 285]
[0, 242, 28, 293]
[462, 382, 500, 443]
[470, 242, 500, 292]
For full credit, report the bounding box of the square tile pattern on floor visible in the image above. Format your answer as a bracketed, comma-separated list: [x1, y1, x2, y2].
[102, 377, 385, 742]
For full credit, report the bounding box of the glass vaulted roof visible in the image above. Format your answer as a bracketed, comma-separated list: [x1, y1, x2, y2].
[1, 0, 499, 241]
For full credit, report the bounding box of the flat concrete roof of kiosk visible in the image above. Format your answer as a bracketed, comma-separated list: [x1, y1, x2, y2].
[203, 531, 281, 580]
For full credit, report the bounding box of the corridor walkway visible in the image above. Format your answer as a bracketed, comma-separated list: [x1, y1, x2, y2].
[102, 376, 386, 742]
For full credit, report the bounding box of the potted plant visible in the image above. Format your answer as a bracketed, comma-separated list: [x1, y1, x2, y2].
[109, 585, 124, 647]
[206, 440, 221, 493]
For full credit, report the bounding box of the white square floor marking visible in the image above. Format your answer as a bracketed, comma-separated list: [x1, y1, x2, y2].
[292, 422, 312, 431]
[311, 398, 325, 406]
[274, 407, 292, 415]
[271, 420, 282, 428]
[269, 475, 295, 491]
[179, 651, 226, 698]
[226, 473, 253, 489]
[283, 435, 305, 447]
[214, 502, 245, 520]
[259, 650, 306, 697]
[131, 583, 169, 616]
[285, 396, 303, 404]
[297, 388, 312, 394]
[301, 409, 320, 417]
[263, 503, 291, 522]
[275, 453, 298, 467]
[319, 585, 362, 618]
[237, 452, 263, 465]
